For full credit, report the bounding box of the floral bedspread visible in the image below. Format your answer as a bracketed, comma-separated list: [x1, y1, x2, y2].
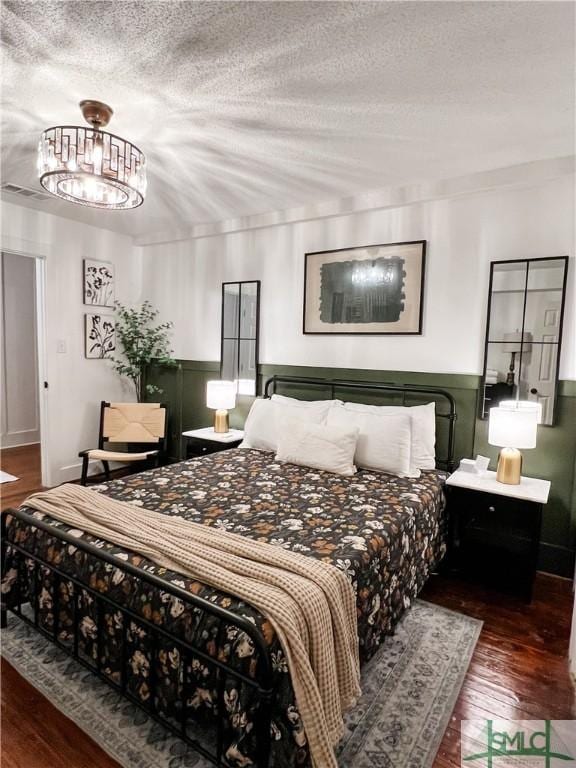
[3, 448, 447, 768]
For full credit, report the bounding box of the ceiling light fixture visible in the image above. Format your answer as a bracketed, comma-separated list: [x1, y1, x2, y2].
[38, 100, 146, 210]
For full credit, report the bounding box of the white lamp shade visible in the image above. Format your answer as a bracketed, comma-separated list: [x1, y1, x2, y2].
[499, 399, 543, 425]
[503, 331, 532, 353]
[488, 406, 538, 449]
[206, 380, 236, 410]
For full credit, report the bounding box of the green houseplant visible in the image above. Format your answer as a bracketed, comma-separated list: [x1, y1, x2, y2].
[112, 300, 177, 401]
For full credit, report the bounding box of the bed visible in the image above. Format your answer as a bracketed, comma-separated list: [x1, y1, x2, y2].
[1, 376, 457, 768]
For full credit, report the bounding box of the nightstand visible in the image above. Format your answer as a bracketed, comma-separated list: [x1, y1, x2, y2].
[446, 469, 550, 602]
[182, 427, 244, 458]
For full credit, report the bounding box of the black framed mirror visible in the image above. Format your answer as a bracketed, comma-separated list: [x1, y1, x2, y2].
[221, 280, 260, 396]
[480, 256, 569, 425]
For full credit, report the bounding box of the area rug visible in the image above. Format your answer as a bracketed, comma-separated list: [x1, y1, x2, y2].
[0, 470, 19, 483]
[1, 600, 481, 768]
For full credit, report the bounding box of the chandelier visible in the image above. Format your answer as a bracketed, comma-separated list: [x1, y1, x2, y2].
[38, 100, 146, 210]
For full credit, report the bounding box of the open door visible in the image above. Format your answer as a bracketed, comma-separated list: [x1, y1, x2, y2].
[0, 251, 46, 500]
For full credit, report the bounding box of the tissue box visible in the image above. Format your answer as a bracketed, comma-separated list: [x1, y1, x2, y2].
[459, 458, 478, 473]
[475, 455, 490, 473]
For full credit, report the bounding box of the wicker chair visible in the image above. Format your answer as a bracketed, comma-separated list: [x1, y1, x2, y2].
[79, 401, 167, 486]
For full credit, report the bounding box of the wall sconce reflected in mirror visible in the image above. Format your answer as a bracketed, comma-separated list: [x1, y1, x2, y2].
[503, 331, 532, 386]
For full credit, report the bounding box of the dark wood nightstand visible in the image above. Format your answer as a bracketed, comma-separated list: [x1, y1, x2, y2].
[182, 427, 244, 458]
[446, 469, 550, 602]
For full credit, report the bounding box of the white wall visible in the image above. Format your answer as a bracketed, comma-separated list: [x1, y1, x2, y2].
[1, 202, 143, 486]
[0, 251, 40, 447]
[140, 173, 576, 379]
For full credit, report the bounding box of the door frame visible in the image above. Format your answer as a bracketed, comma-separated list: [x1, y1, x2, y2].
[35, 256, 49, 486]
[1, 246, 49, 487]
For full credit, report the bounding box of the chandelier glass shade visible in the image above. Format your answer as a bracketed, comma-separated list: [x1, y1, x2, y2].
[37, 101, 146, 210]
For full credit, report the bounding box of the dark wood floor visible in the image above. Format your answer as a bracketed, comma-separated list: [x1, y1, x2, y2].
[0, 444, 44, 511]
[0, 443, 131, 513]
[1, 444, 574, 768]
[422, 572, 575, 768]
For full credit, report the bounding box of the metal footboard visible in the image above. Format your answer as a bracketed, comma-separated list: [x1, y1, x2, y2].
[1, 507, 275, 767]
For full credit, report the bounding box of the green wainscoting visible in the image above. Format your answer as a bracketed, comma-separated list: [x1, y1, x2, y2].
[474, 379, 576, 577]
[145, 360, 576, 577]
[146, 360, 220, 461]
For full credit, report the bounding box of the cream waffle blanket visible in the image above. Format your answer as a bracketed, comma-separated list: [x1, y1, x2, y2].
[23, 484, 361, 768]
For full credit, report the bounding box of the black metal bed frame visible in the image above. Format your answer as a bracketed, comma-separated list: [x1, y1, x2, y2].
[1, 375, 458, 767]
[0, 509, 275, 766]
[264, 375, 458, 472]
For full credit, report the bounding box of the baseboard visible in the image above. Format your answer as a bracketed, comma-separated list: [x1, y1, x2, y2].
[57, 459, 125, 485]
[0, 435, 41, 449]
[536, 570, 572, 582]
[538, 541, 576, 578]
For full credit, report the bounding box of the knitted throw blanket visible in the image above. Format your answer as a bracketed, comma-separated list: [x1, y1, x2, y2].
[23, 484, 361, 768]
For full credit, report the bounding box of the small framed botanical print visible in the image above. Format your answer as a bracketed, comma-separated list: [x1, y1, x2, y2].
[303, 240, 426, 335]
[85, 313, 115, 358]
[84, 259, 114, 307]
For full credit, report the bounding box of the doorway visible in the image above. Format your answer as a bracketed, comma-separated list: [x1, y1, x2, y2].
[0, 251, 46, 504]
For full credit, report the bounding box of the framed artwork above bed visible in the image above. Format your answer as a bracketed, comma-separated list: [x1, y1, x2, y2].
[303, 240, 426, 335]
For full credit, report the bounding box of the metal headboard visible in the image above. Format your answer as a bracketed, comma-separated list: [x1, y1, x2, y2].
[263, 375, 458, 472]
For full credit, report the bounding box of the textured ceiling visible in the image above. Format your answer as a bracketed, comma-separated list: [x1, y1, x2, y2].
[1, 0, 574, 239]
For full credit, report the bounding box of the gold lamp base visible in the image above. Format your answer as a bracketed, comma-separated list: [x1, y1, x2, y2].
[496, 447, 522, 484]
[213, 409, 229, 434]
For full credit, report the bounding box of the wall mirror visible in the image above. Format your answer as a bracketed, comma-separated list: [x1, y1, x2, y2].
[480, 256, 568, 425]
[221, 281, 260, 396]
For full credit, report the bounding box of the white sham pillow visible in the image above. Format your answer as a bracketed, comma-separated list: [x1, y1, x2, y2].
[327, 405, 417, 477]
[275, 418, 359, 476]
[343, 401, 436, 470]
[271, 394, 343, 410]
[241, 399, 328, 453]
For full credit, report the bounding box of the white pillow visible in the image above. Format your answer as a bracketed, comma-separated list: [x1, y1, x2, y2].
[241, 399, 328, 452]
[343, 401, 436, 470]
[275, 418, 358, 476]
[327, 405, 417, 477]
[271, 394, 343, 410]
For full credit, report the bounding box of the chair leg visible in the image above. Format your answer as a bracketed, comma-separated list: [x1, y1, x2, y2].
[80, 455, 89, 486]
[102, 461, 111, 480]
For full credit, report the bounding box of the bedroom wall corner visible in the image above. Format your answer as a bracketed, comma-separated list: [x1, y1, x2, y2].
[0, 201, 144, 486]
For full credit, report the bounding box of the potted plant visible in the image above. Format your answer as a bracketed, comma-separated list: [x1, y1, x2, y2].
[112, 300, 177, 401]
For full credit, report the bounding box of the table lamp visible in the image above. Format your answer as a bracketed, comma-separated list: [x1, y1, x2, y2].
[499, 399, 543, 424]
[502, 331, 532, 386]
[488, 405, 538, 484]
[206, 380, 236, 433]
